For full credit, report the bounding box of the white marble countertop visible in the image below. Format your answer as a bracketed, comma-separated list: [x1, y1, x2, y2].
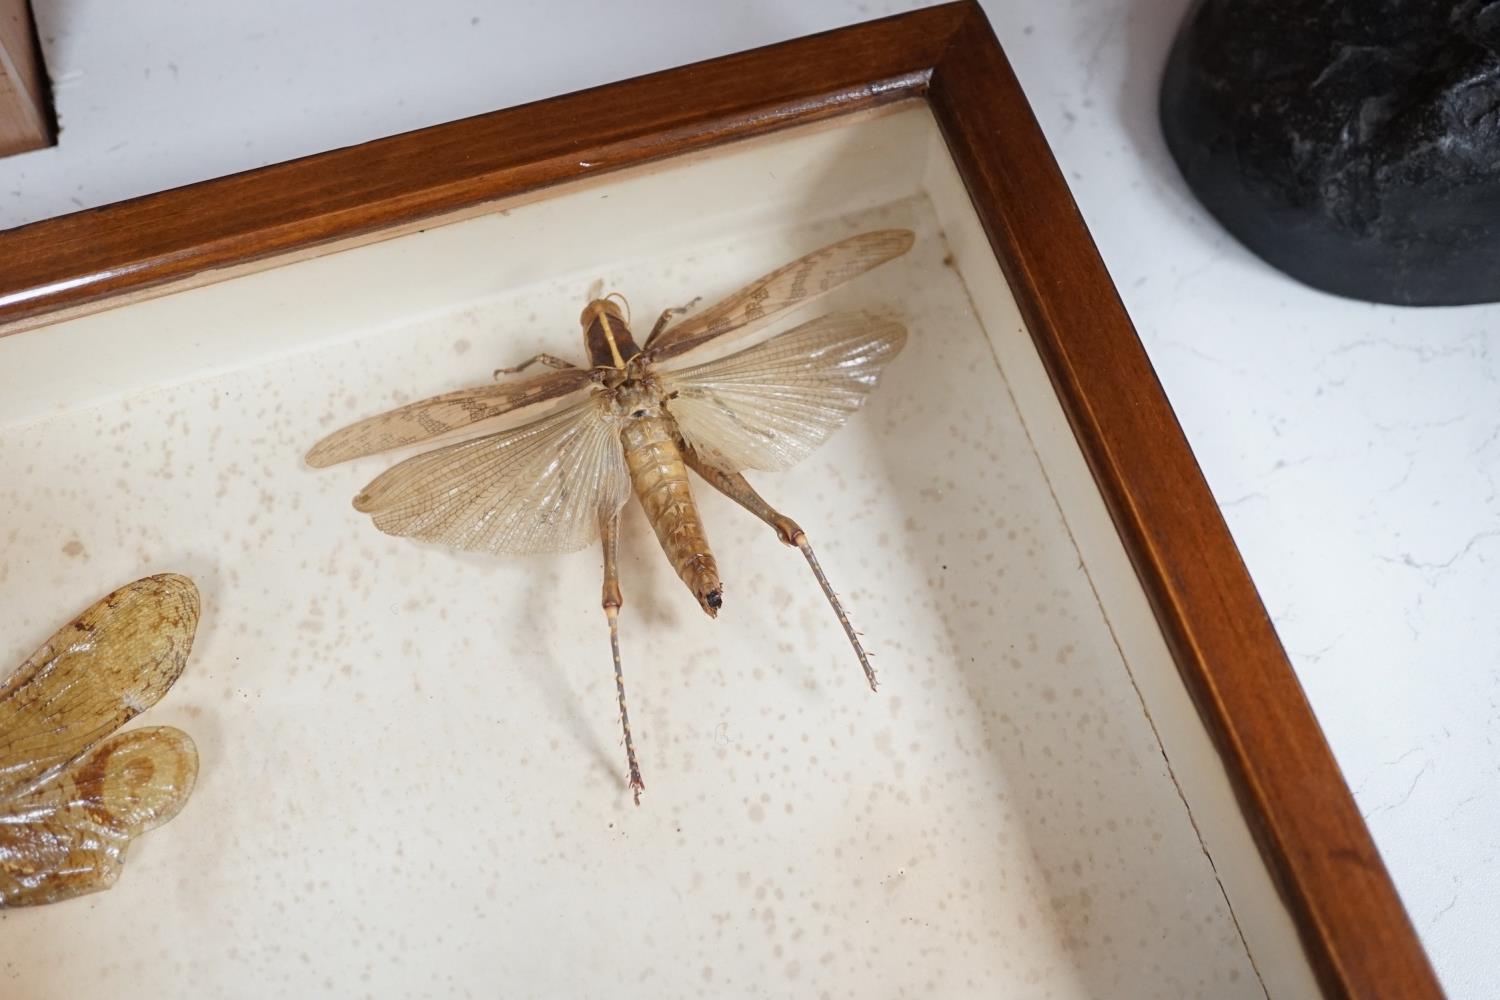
[5, 1, 1493, 994]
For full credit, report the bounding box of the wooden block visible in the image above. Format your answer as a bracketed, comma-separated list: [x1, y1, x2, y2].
[0, 0, 53, 156]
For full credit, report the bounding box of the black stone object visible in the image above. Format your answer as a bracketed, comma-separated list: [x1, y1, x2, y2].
[1160, 0, 1500, 306]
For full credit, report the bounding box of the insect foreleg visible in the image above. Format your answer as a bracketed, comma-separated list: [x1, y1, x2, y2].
[600, 511, 645, 804]
[492, 353, 577, 378]
[644, 296, 703, 346]
[682, 451, 878, 692]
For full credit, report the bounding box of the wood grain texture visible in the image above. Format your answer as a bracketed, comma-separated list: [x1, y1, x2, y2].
[926, 6, 1443, 999]
[0, 4, 962, 329]
[0, 3, 1441, 996]
[0, 0, 52, 156]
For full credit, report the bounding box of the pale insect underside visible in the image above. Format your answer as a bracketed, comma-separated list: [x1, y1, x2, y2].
[350, 310, 906, 556]
[349, 310, 907, 802]
[304, 227, 916, 474]
[0, 575, 200, 907]
[318, 227, 915, 802]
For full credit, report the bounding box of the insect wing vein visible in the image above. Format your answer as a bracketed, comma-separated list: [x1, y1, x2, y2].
[660, 311, 906, 473]
[353, 395, 630, 554]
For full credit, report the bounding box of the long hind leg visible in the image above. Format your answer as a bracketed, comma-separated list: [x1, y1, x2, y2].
[600, 511, 645, 803]
[683, 451, 878, 692]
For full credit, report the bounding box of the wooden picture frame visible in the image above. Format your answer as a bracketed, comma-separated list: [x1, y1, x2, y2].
[0, 4, 1440, 997]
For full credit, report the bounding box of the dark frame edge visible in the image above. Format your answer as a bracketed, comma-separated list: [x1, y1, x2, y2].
[925, 5, 1443, 999]
[0, 5, 966, 329]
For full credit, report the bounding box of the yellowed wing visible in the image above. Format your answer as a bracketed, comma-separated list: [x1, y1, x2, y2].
[0, 574, 199, 804]
[0, 726, 198, 907]
[305, 367, 595, 468]
[353, 393, 630, 554]
[645, 229, 915, 360]
[660, 311, 906, 473]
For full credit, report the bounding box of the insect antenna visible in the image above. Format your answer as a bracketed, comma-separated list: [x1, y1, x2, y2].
[605, 291, 632, 326]
[796, 536, 878, 692]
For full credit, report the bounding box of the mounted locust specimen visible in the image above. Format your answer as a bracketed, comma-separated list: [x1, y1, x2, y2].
[1, 574, 200, 906]
[306, 229, 913, 803]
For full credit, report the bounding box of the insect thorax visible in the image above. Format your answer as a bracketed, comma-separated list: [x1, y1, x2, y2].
[608, 376, 670, 421]
[580, 297, 641, 369]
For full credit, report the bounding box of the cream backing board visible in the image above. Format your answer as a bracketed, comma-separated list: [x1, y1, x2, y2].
[919, 122, 1322, 1000]
[0, 107, 1315, 998]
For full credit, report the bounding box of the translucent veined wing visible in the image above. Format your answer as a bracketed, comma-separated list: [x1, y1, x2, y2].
[659, 311, 906, 473]
[0, 726, 198, 906]
[353, 393, 630, 554]
[645, 229, 915, 361]
[0, 574, 200, 907]
[306, 367, 595, 468]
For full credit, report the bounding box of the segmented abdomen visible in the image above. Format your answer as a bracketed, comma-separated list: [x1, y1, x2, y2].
[620, 414, 721, 615]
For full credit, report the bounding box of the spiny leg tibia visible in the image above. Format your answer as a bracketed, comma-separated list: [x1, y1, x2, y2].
[600, 511, 644, 803]
[493, 353, 576, 378]
[683, 451, 878, 691]
[645, 296, 704, 345]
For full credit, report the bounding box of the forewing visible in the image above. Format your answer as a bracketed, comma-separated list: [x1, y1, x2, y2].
[661, 311, 906, 473]
[646, 229, 914, 359]
[305, 367, 595, 468]
[352, 394, 630, 554]
[0, 574, 199, 804]
[0, 726, 198, 907]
